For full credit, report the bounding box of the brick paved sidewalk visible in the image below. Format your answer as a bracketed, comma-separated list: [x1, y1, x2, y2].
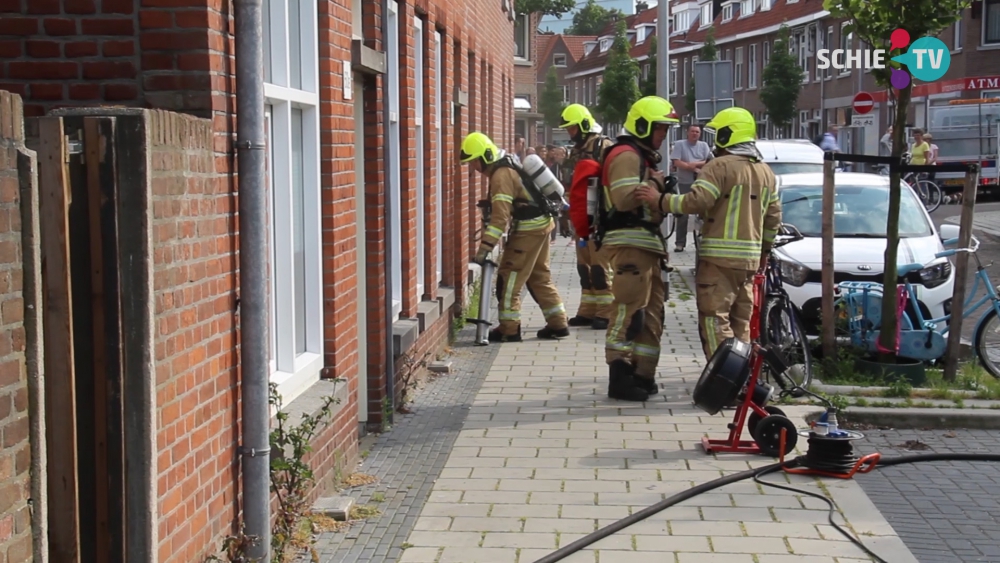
[395, 232, 918, 563]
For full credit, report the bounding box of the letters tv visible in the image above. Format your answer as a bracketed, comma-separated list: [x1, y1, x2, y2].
[816, 49, 946, 71]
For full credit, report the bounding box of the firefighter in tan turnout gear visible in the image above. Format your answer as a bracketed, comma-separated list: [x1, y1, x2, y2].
[636, 106, 781, 360]
[560, 104, 615, 330]
[461, 131, 570, 343]
[600, 96, 680, 402]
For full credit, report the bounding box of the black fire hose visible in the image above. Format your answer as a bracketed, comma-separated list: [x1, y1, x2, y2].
[531, 453, 1000, 563]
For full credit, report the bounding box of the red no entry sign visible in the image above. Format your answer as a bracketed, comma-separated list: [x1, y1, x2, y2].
[852, 91, 875, 115]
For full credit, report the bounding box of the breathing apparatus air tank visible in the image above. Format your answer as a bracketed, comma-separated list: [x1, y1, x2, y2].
[521, 154, 566, 205]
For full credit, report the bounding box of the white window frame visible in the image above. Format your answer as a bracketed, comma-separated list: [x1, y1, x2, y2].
[414, 17, 426, 299]
[954, 18, 963, 51]
[798, 32, 810, 84]
[682, 58, 689, 94]
[674, 11, 689, 34]
[262, 0, 324, 403]
[839, 23, 852, 76]
[740, 0, 753, 17]
[763, 40, 770, 68]
[562, 84, 569, 102]
[734, 46, 743, 90]
[748, 44, 757, 88]
[984, 0, 1000, 45]
[600, 38, 612, 52]
[825, 26, 833, 79]
[760, 0, 771, 10]
[515, 13, 530, 60]
[387, 0, 402, 319]
[434, 31, 442, 284]
[814, 26, 823, 81]
[722, 3, 733, 22]
[700, 3, 713, 27]
[553, 53, 567, 67]
[669, 60, 678, 95]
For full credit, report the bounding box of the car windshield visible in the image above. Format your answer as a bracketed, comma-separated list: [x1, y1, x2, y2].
[779, 184, 933, 238]
[768, 163, 824, 175]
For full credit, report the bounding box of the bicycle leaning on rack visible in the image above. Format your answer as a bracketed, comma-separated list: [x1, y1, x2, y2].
[836, 234, 1000, 377]
[758, 223, 813, 395]
[877, 152, 943, 213]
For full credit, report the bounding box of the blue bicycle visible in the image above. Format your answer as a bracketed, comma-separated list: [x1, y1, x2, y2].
[837, 234, 1000, 377]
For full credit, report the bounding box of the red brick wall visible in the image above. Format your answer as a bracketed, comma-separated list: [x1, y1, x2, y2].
[149, 109, 238, 563]
[2, 0, 516, 556]
[0, 91, 32, 563]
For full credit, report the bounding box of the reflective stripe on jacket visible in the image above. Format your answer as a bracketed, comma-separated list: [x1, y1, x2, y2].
[661, 154, 781, 269]
[476, 165, 554, 257]
[601, 146, 667, 255]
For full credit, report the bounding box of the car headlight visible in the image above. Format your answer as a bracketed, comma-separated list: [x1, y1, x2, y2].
[779, 259, 810, 287]
[918, 261, 952, 289]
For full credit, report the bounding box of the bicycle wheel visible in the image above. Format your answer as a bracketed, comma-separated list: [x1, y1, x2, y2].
[759, 296, 813, 392]
[916, 179, 943, 213]
[974, 308, 1000, 378]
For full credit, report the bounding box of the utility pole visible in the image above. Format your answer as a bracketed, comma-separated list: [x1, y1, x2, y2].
[656, 0, 671, 167]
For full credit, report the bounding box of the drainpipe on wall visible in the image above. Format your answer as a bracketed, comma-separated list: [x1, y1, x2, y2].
[382, 0, 396, 426]
[232, 0, 272, 559]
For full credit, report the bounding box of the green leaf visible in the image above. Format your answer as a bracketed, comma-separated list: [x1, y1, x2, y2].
[595, 19, 641, 126]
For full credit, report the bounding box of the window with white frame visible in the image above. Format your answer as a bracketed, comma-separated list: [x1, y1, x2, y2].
[748, 44, 757, 88]
[954, 18, 963, 50]
[798, 31, 810, 83]
[734, 46, 743, 89]
[760, 0, 771, 10]
[414, 17, 426, 299]
[643, 63, 650, 80]
[700, 3, 713, 27]
[814, 27, 823, 81]
[670, 60, 678, 95]
[674, 11, 690, 33]
[515, 14, 529, 59]
[740, 0, 753, 16]
[986, 0, 1000, 45]
[825, 26, 833, 78]
[763, 40, 770, 68]
[262, 0, 323, 402]
[554, 53, 567, 66]
[683, 58, 689, 93]
[562, 85, 569, 102]
[387, 0, 402, 318]
[434, 31, 442, 284]
[839, 23, 852, 74]
[600, 37, 612, 51]
[722, 3, 733, 22]
[724, 48, 730, 61]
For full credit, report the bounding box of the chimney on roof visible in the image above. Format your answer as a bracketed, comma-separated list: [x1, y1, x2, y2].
[636, 0, 649, 12]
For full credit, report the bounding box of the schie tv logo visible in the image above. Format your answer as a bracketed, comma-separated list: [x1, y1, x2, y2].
[816, 29, 951, 89]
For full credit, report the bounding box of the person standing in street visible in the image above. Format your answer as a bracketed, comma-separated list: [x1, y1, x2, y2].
[879, 126, 893, 174]
[636, 106, 781, 360]
[560, 104, 616, 330]
[461, 131, 570, 343]
[670, 124, 713, 253]
[599, 96, 679, 402]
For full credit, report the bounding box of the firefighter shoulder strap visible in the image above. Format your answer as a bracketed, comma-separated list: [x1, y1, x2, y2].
[493, 156, 561, 220]
[567, 135, 611, 239]
[594, 138, 661, 244]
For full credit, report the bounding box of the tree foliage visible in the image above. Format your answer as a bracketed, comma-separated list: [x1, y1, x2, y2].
[760, 25, 803, 130]
[823, 0, 971, 367]
[566, 0, 625, 35]
[596, 20, 641, 126]
[540, 66, 567, 129]
[641, 35, 658, 97]
[686, 27, 717, 117]
[516, 0, 576, 16]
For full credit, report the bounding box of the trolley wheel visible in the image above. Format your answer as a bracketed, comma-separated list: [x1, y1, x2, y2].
[753, 415, 798, 457]
[747, 406, 787, 438]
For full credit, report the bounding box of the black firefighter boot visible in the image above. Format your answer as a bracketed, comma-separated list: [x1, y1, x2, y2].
[537, 326, 570, 339]
[634, 375, 659, 395]
[488, 326, 523, 343]
[608, 360, 649, 402]
[590, 317, 609, 330]
[568, 315, 593, 327]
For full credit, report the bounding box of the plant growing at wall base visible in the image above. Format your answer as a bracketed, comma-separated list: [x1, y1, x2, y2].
[596, 19, 640, 127]
[823, 0, 971, 373]
[205, 526, 262, 563]
[760, 25, 803, 130]
[269, 381, 341, 562]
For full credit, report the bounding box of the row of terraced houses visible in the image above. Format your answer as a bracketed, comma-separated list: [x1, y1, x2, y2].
[0, 0, 521, 560]
[515, 0, 1000, 157]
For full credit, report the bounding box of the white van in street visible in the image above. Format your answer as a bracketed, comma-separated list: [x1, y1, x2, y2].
[756, 139, 825, 176]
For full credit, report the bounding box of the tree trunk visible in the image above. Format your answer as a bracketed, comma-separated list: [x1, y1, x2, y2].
[878, 83, 913, 362]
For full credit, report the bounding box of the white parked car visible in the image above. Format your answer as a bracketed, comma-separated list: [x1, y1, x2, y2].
[771, 172, 956, 335]
[756, 139, 825, 176]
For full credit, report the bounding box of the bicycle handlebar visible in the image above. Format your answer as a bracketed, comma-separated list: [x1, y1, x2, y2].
[934, 234, 980, 260]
